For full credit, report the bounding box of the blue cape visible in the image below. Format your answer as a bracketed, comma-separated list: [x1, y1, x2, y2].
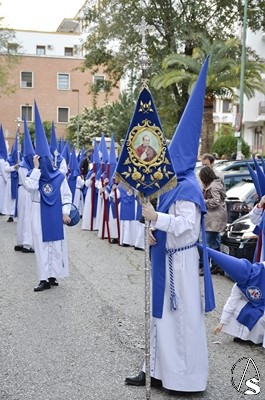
[39, 157, 65, 242]
[150, 172, 214, 318]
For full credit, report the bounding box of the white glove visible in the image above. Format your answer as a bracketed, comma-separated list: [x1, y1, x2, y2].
[142, 203, 157, 221]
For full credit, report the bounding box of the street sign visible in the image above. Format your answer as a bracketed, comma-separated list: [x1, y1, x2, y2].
[234, 113, 242, 132]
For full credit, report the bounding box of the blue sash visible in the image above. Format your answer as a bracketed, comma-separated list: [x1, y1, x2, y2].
[11, 170, 18, 200]
[236, 265, 265, 330]
[237, 303, 264, 330]
[150, 172, 215, 318]
[119, 187, 135, 220]
[39, 173, 65, 242]
[68, 176, 77, 202]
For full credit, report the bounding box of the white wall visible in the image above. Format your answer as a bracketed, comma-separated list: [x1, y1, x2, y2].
[14, 30, 82, 57]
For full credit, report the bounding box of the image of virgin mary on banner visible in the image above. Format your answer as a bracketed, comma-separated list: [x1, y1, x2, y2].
[115, 84, 176, 199]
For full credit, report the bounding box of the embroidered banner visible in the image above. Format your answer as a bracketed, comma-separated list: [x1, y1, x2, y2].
[115, 84, 176, 198]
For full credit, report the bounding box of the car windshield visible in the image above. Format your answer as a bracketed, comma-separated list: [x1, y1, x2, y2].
[226, 181, 255, 199]
[215, 159, 263, 172]
[215, 161, 235, 171]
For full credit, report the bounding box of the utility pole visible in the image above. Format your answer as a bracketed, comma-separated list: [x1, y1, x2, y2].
[236, 0, 248, 160]
[72, 89, 80, 149]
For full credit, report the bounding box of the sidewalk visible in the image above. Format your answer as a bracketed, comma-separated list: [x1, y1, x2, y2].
[0, 215, 264, 400]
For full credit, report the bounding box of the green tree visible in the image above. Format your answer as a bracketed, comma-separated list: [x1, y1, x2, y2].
[80, 0, 265, 88]
[79, 1, 265, 141]
[151, 34, 265, 153]
[0, 17, 21, 95]
[212, 131, 250, 159]
[67, 106, 110, 148]
[105, 92, 135, 144]
[27, 121, 52, 143]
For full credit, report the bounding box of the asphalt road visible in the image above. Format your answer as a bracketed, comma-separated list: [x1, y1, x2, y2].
[0, 215, 264, 400]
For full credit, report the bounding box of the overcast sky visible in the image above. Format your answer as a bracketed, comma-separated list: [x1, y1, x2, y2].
[0, 0, 85, 31]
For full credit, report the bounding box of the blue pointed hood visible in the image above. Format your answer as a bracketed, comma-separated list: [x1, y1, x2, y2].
[49, 121, 63, 168]
[50, 121, 58, 154]
[68, 146, 80, 200]
[169, 57, 209, 176]
[7, 130, 19, 165]
[152, 57, 215, 317]
[252, 157, 265, 197]
[98, 133, 109, 164]
[92, 138, 101, 166]
[58, 137, 64, 153]
[159, 56, 210, 214]
[197, 244, 252, 284]
[34, 101, 61, 181]
[20, 117, 35, 170]
[61, 140, 70, 166]
[0, 125, 7, 160]
[7, 131, 19, 201]
[198, 243, 265, 330]
[78, 147, 85, 167]
[245, 160, 261, 199]
[107, 133, 117, 180]
[34, 101, 52, 158]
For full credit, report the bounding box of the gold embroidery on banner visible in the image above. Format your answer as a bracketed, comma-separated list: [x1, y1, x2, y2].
[120, 119, 175, 191]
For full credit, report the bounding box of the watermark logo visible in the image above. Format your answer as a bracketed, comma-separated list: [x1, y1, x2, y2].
[231, 357, 260, 395]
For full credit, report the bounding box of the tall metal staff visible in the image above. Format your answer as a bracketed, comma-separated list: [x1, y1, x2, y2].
[115, 16, 176, 400]
[140, 16, 151, 400]
[90, 163, 96, 231]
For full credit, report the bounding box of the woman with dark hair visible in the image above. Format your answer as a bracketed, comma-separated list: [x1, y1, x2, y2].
[199, 166, 227, 275]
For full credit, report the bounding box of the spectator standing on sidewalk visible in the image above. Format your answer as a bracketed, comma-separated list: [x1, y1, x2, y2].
[199, 166, 227, 275]
[201, 153, 224, 183]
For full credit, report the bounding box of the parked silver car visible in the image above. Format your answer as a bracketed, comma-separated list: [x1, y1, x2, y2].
[225, 179, 258, 223]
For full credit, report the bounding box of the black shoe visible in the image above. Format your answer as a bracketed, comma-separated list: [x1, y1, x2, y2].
[125, 371, 162, 388]
[233, 337, 262, 346]
[34, 281, 51, 292]
[134, 247, 144, 251]
[14, 245, 23, 251]
[121, 243, 130, 247]
[22, 247, 35, 253]
[7, 217, 14, 222]
[211, 266, 224, 275]
[111, 238, 119, 244]
[167, 389, 203, 396]
[48, 277, 59, 286]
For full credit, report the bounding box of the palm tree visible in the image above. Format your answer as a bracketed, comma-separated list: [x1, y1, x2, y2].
[151, 35, 265, 154]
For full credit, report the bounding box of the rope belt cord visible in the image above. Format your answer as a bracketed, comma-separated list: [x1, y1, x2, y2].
[166, 243, 197, 311]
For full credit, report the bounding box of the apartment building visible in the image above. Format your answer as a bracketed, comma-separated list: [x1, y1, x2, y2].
[213, 29, 265, 154]
[1, 24, 120, 149]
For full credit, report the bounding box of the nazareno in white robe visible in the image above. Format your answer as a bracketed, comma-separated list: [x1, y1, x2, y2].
[25, 168, 72, 281]
[143, 200, 208, 392]
[220, 282, 265, 347]
[0, 158, 7, 213]
[2, 161, 16, 216]
[82, 176, 98, 231]
[16, 167, 33, 248]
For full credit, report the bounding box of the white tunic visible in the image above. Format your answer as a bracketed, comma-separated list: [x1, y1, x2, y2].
[82, 176, 98, 231]
[25, 168, 72, 281]
[146, 200, 208, 392]
[116, 188, 138, 247]
[220, 283, 265, 347]
[2, 161, 16, 216]
[16, 167, 33, 247]
[73, 175, 84, 217]
[0, 158, 7, 213]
